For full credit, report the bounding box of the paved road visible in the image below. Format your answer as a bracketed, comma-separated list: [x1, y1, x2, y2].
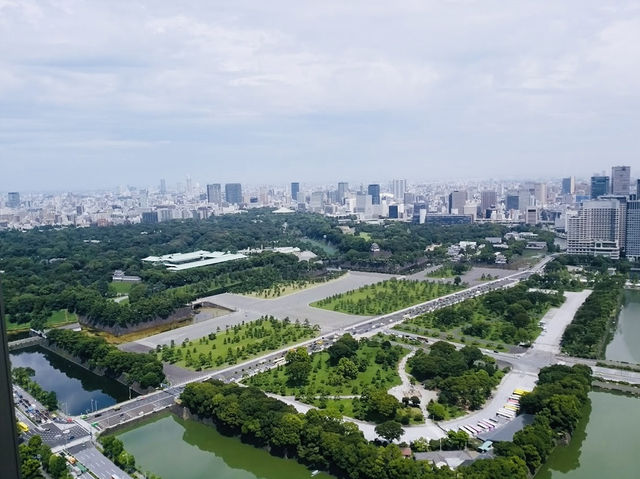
[68, 444, 133, 479]
[123, 271, 397, 352]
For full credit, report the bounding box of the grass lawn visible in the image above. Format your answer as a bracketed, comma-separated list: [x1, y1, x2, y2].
[5, 309, 78, 332]
[311, 278, 462, 316]
[245, 343, 404, 397]
[109, 281, 134, 295]
[358, 232, 372, 241]
[157, 317, 320, 370]
[394, 285, 560, 347]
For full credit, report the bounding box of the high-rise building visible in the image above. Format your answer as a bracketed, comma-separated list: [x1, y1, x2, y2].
[404, 192, 415, 205]
[526, 207, 539, 225]
[367, 184, 381, 205]
[355, 192, 373, 216]
[160, 178, 167, 194]
[506, 194, 519, 211]
[225, 183, 243, 205]
[141, 211, 159, 224]
[480, 190, 497, 213]
[590, 176, 610, 199]
[534, 183, 547, 206]
[388, 205, 399, 219]
[448, 190, 467, 214]
[626, 200, 640, 260]
[310, 191, 324, 211]
[567, 198, 625, 259]
[206, 184, 222, 204]
[6, 192, 20, 208]
[337, 182, 349, 203]
[518, 189, 532, 212]
[291, 182, 300, 202]
[611, 166, 631, 196]
[391, 179, 407, 203]
[562, 177, 575, 195]
[412, 202, 427, 224]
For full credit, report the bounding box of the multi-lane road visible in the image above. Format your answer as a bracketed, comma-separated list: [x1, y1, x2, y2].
[88, 255, 554, 432]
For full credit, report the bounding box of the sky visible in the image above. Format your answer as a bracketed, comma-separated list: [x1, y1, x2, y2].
[1, 0, 640, 191]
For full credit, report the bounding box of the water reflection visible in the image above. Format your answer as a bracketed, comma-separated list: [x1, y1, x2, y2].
[10, 345, 131, 415]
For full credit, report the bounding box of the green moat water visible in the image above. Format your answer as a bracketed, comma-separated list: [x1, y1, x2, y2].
[116, 412, 333, 479]
[605, 290, 640, 363]
[536, 391, 640, 479]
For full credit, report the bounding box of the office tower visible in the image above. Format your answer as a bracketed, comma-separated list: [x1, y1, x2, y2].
[518, 189, 532, 212]
[310, 191, 324, 211]
[160, 178, 167, 194]
[562, 177, 575, 195]
[206, 184, 222, 204]
[142, 211, 159, 223]
[367, 184, 381, 205]
[412, 202, 427, 224]
[480, 190, 497, 213]
[6, 192, 20, 208]
[388, 205, 399, 219]
[590, 176, 610, 199]
[391, 179, 407, 202]
[186, 176, 193, 194]
[225, 183, 243, 204]
[506, 194, 519, 211]
[526, 207, 539, 225]
[611, 166, 631, 196]
[355, 192, 373, 215]
[637, 179, 640, 197]
[448, 190, 467, 214]
[534, 183, 547, 206]
[337, 182, 349, 203]
[404, 192, 415, 205]
[626, 200, 640, 260]
[291, 182, 300, 202]
[567, 198, 625, 259]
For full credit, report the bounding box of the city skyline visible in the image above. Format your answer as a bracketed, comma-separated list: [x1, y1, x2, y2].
[2, 1, 640, 190]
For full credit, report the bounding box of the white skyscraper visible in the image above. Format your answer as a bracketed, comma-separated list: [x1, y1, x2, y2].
[391, 179, 407, 203]
[567, 198, 625, 259]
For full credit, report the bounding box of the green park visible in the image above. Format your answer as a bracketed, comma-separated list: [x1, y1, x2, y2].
[156, 316, 320, 370]
[311, 278, 461, 315]
[396, 283, 564, 346]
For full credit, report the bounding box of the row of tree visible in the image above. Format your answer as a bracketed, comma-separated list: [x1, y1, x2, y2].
[180, 380, 456, 479]
[12, 367, 59, 411]
[561, 275, 625, 358]
[47, 329, 165, 389]
[461, 364, 593, 477]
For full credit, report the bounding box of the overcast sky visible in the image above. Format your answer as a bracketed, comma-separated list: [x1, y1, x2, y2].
[1, 0, 639, 191]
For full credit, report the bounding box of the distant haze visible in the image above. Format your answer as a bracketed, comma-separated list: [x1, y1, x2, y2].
[1, 1, 639, 190]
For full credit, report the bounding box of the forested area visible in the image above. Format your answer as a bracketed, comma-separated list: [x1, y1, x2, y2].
[561, 275, 625, 358]
[399, 283, 564, 345]
[19, 435, 69, 479]
[47, 329, 165, 388]
[462, 364, 593, 477]
[1, 208, 558, 331]
[312, 278, 461, 315]
[180, 380, 455, 479]
[408, 342, 502, 414]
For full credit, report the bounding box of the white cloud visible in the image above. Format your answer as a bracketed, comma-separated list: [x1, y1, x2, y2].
[1, 0, 640, 189]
